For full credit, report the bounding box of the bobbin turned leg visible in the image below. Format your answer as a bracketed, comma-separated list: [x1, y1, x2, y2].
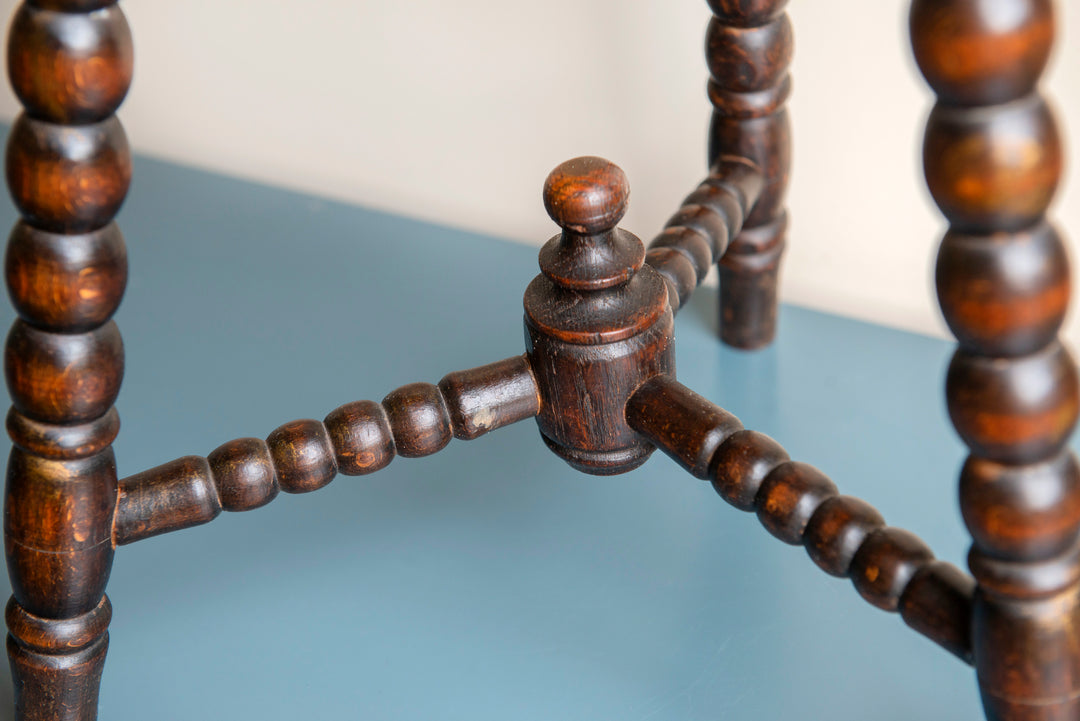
[705, 0, 792, 349]
[3, 1, 133, 719]
[911, 2, 1079, 719]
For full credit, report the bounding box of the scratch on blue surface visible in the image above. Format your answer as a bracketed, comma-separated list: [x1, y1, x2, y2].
[633, 635, 735, 720]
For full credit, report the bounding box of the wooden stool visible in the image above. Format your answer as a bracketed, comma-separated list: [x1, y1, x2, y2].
[1, 2, 1074, 719]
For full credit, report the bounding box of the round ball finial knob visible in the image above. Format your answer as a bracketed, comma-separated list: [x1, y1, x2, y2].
[543, 156, 629, 235]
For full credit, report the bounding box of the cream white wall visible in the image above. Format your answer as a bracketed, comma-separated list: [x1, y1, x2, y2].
[2, 1, 1078, 343]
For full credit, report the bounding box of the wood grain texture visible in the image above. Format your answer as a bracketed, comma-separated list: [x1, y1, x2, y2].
[113, 356, 541, 544]
[3, 3, 129, 718]
[627, 374, 973, 661]
[525, 157, 673, 474]
[912, 0, 1080, 717]
[645, 156, 763, 312]
[706, 0, 791, 349]
[7, 3, 132, 124]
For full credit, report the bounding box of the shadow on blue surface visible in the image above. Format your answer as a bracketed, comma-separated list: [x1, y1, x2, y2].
[0, 152, 984, 720]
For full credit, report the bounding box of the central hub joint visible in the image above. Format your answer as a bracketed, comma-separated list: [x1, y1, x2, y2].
[524, 156, 675, 475]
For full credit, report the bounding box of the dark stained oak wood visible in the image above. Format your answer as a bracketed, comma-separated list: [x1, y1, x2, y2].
[381, 384, 452, 459]
[113, 356, 541, 544]
[756, 462, 838, 546]
[645, 156, 763, 312]
[206, 437, 279, 511]
[5, 222, 127, 333]
[936, 222, 1068, 358]
[525, 157, 673, 475]
[2, 0, 1075, 718]
[267, 419, 338, 493]
[626, 374, 974, 662]
[5, 114, 131, 234]
[912, 1, 1080, 717]
[924, 95, 1061, 233]
[114, 457, 221, 544]
[7, 3, 133, 124]
[946, 342, 1079, 465]
[3, 4, 129, 718]
[803, 496, 885, 578]
[706, 0, 791, 349]
[5, 320, 124, 424]
[910, 0, 1053, 107]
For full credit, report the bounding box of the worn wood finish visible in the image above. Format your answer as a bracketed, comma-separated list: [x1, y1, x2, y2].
[706, 0, 791, 349]
[626, 374, 975, 662]
[525, 157, 674, 475]
[645, 156, 764, 312]
[911, 1, 1080, 718]
[2, 0, 1075, 717]
[3, 2, 131, 719]
[113, 356, 541, 544]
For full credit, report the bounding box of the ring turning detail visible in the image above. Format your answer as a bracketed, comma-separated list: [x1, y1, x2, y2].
[2, 2, 1075, 720]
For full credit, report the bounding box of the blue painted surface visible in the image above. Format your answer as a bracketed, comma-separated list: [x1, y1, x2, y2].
[0, 154, 986, 720]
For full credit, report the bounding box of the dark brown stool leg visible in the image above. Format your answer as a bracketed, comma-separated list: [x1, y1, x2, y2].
[911, 1, 1080, 718]
[705, 1, 792, 349]
[4, 2, 133, 718]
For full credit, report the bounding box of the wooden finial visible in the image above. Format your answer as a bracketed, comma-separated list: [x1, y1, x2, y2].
[525, 157, 673, 474]
[537, 156, 644, 293]
[542, 156, 628, 235]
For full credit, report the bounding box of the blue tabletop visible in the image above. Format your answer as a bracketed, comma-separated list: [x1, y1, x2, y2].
[0, 153, 985, 720]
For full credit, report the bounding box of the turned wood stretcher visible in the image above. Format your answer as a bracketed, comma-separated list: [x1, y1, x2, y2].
[1, 2, 1075, 719]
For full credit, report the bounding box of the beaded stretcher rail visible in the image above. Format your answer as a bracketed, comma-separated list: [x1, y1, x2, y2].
[2, 2, 1075, 720]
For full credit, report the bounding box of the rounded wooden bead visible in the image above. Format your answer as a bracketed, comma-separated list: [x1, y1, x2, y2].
[707, 76, 792, 122]
[684, 182, 744, 238]
[910, 0, 1053, 106]
[382, 383, 452, 458]
[207, 437, 280, 511]
[936, 222, 1068, 357]
[711, 429, 790, 511]
[706, 14, 792, 94]
[924, 96, 1061, 233]
[6, 113, 131, 233]
[6, 406, 118, 460]
[850, 527, 935, 612]
[5, 319, 123, 424]
[651, 227, 711, 282]
[645, 247, 696, 310]
[946, 342, 1079, 465]
[665, 205, 725, 262]
[804, 495, 886, 577]
[8, 3, 134, 124]
[961, 451, 1080, 561]
[323, 400, 396, 475]
[755, 462, 838, 545]
[543, 156, 629, 235]
[666, 204, 729, 259]
[5, 221, 127, 332]
[266, 420, 337, 494]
